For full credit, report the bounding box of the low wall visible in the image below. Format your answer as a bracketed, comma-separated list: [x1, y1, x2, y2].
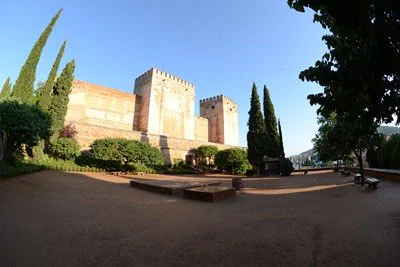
[348, 167, 400, 182]
[68, 122, 241, 164]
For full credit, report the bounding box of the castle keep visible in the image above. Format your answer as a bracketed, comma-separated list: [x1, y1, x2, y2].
[65, 67, 240, 163]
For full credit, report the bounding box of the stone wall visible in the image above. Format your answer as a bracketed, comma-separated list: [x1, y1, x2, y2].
[195, 116, 208, 142]
[68, 122, 237, 163]
[65, 80, 139, 131]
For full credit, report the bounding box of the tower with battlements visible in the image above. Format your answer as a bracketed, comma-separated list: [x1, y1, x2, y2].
[134, 68, 195, 140]
[200, 95, 239, 146]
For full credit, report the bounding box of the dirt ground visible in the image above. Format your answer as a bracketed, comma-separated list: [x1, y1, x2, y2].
[0, 171, 399, 266]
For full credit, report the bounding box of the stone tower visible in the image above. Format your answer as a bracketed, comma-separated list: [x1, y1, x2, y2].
[200, 95, 239, 146]
[133, 68, 195, 140]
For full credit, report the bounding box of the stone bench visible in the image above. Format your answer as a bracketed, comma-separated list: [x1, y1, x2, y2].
[366, 177, 380, 189]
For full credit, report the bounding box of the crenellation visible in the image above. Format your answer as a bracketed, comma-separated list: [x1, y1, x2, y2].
[66, 67, 239, 163]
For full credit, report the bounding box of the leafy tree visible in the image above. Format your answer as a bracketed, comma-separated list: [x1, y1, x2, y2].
[215, 148, 251, 175]
[313, 113, 378, 183]
[288, 0, 400, 124]
[0, 77, 12, 99]
[247, 83, 267, 175]
[48, 60, 75, 140]
[287, 0, 398, 181]
[38, 40, 66, 111]
[278, 119, 285, 158]
[0, 100, 51, 176]
[263, 85, 279, 157]
[12, 9, 62, 103]
[194, 145, 218, 165]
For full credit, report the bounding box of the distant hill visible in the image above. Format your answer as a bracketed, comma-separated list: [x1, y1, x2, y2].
[378, 125, 400, 136]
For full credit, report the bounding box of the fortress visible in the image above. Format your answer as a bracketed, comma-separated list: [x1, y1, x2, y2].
[65, 67, 240, 163]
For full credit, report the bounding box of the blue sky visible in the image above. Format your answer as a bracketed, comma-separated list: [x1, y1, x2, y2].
[1, 0, 330, 156]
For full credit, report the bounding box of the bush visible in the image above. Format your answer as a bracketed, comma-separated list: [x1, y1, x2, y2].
[59, 123, 77, 139]
[2, 154, 45, 178]
[280, 158, 294, 176]
[214, 148, 251, 175]
[49, 137, 80, 160]
[40, 156, 103, 172]
[90, 138, 164, 167]
[378, 134, 400, 169]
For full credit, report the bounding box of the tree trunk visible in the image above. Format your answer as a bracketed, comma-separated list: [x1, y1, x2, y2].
[355, 150, 365, 184]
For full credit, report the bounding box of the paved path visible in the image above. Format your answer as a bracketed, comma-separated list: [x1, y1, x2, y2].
[0, 171, 399, 266]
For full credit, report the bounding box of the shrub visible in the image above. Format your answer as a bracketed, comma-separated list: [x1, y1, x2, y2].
[90, 138, 164, 168]
[59, 123, 78, 139]
[280, 158, 294, 176]
[215, 148, 251, 175]
[2, 154, 45, 178]
[49, 137, 80, 160]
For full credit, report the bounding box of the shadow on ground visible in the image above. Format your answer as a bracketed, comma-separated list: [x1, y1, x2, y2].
[0, 171, 399, 266]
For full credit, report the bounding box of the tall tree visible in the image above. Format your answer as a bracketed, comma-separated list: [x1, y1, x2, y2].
[0, 77, 12, 99]
[38, 40, 66, 111]
[48, 60, 75, 141]
[12, 9, 62, 103]
[313, 113, 378, 183]
[247, 83, 267, 175]
[278, 119, 285, 158]
[263, 85, 279, 157]
[288, 0, 399, 179]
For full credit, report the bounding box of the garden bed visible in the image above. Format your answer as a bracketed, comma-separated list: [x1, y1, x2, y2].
[130, 179, 222, 195]
[183, 186, 236, 202]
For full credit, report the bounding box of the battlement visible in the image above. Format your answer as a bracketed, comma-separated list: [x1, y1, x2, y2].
[135, 67, 195, 88]
[200, 95, 237, 105]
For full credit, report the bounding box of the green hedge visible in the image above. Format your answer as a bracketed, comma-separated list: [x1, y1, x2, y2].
[90, 138, 164, 166]
[1, 155, 46, 178]
[48, 137, 80, 160]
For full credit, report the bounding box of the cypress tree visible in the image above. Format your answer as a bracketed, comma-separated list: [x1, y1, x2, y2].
[0, 77, 12, 98]
[247, 83, 267, 175]
[263, 85, 279, 158]
[12, 9, 62, 103]
[48, 60, 75, 141]
[278, 119, 285, 158]
[38, 40, 66, 111]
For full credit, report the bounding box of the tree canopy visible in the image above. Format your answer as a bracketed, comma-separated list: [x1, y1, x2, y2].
[288, 0, 400, 125]
[194, 145, 218, 165]
[0, 100, 51, 176]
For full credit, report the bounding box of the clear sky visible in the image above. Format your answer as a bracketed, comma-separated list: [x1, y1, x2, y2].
[1, 0, 330, 156]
